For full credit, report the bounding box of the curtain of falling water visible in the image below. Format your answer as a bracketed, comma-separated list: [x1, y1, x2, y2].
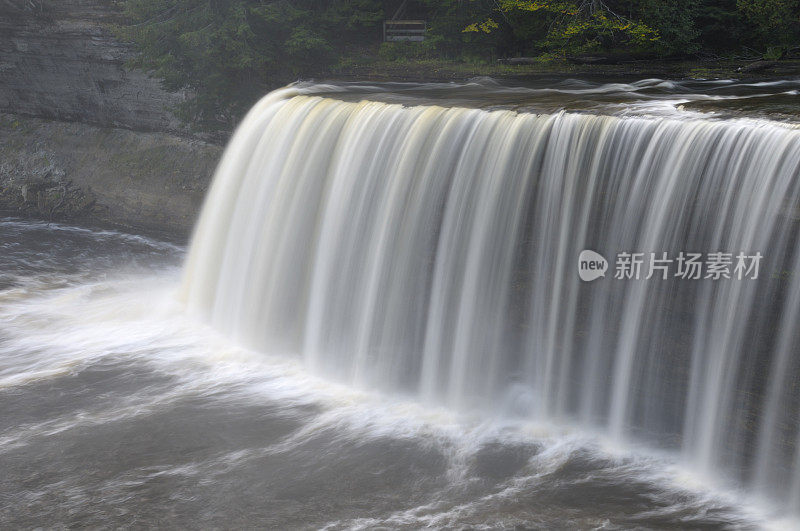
[180, 89, 800, 512]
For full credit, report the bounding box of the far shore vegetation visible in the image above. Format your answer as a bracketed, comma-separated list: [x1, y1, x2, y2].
[116, 0, 800, 129]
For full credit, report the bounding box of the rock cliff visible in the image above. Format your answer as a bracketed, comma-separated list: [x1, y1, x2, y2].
[0, 0, 186, 132]
[0, 0, 222, 235]
[0, 113, 222, 236]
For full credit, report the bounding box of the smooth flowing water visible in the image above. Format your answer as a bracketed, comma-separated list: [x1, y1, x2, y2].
[3, 78, 800, 528]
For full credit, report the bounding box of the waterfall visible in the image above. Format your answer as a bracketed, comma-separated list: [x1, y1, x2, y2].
[181, 85, 800, 512]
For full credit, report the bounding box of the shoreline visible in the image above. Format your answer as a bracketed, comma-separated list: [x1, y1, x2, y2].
[328, 58, 800, 84]
[0, 113, 221, 238]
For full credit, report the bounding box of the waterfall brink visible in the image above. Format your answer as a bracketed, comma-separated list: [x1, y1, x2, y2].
[181, 86, 800, 512]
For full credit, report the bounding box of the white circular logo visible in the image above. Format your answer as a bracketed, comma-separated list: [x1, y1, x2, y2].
[578, 250, 608, 282]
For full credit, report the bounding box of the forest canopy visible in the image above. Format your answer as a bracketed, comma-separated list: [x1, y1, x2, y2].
[116, 0, 800, 127]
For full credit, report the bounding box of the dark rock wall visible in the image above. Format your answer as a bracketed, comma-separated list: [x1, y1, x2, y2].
[0, 1, 223, 235]
[0, 113, 222, 236]
[0, 0, 186, 132]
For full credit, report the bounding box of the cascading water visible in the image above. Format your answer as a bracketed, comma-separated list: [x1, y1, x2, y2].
[181, 83, 800, 513]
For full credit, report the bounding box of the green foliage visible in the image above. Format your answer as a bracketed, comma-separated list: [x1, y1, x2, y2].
[417, 0, 502, 60]
[117, 0, 800, 128]
[690, 0, 746, 54]
[379, 41, 429, 61]
[117, 0, 383, 129]
[737, 0, 800, 52]
[633, 0, 699, 55]
[466, 0, 661, 55]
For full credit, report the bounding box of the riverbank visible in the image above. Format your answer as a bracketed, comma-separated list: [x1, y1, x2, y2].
[331, 57, 800, 83]
[0, 114, 221, 238]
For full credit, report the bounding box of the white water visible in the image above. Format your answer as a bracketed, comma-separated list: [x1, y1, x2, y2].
[0, 222, 763, 527]
[181, 84, 800, 514]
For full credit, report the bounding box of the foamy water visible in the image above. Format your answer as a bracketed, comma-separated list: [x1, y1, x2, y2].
[0, 219, 781, 528]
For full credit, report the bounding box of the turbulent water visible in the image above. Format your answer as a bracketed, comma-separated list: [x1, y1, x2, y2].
[3, 78, 800, 528]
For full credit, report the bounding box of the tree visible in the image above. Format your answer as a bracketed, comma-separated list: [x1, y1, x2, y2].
[117, 0, 383, 129]
[464, 0, 660, 56]
[737, 0, 800, 56]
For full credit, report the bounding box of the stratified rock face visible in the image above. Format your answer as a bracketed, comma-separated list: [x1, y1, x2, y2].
[0, 0, 186, 132]
[0, 113, 222, 235]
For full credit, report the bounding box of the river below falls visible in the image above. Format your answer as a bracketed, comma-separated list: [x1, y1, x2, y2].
[0, 217, 790, 529]
[3, 76, 800, 530]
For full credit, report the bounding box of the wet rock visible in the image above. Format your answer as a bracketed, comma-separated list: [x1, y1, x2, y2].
[0, 113, 222, 235]
[738, 60, 778, 73]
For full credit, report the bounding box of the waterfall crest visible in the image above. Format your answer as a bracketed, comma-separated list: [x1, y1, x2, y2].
[181, 87, 800, 511]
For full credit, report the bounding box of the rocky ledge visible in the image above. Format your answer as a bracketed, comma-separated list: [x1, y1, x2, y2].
[0, 113, 221, 236]
[0, 0, 186, 133]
